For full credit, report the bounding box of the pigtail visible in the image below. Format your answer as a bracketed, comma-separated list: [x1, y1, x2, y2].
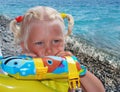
[10, 18, 21, 44]
[61, 13, 74, 36]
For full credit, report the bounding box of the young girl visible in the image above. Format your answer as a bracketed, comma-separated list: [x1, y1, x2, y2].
[10, 6, 105, 92]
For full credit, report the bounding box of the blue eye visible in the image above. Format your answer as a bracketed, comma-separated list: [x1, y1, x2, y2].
[47, 60, 53, 65]
[53, 40, 60, 44]
[35, 42, 43, 45]
[54, 40, 59, 42]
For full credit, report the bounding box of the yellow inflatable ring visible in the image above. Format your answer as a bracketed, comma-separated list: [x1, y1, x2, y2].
[0, 74, 56, 92]
[0, 74, 69, 92]
[0, 55, 86, 92]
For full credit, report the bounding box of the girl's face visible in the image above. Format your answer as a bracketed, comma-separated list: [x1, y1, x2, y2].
[25, 21, 65, 57]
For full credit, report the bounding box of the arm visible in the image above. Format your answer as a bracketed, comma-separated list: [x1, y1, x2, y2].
[80, 71, 105, 92]
[56, 51, 105, 92]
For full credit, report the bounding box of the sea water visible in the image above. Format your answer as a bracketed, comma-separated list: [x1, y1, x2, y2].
[0, 0, 120, 65]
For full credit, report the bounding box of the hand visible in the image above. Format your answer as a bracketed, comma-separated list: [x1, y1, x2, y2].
[55, 51, 73, 57]
[21, 51, 37, 58]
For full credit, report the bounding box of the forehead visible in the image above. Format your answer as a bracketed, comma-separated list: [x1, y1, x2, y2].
[30, 20, 63, 33]
[28, 20, 64, 40]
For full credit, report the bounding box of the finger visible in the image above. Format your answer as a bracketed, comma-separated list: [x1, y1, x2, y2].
[28, 54, 37, 57]
[56, 51, 73, 57]
[23, 53, 37, 58]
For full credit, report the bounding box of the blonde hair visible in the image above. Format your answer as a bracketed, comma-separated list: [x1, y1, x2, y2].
[10, 6, 74, 50]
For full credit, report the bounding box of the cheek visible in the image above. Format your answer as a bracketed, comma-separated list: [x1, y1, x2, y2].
[54, 43, 65, 51]
[28, 46, 44, 56]
[27, 43, 42, 53]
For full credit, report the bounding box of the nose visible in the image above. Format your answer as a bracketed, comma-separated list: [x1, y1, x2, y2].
[45, 45, 53, 56]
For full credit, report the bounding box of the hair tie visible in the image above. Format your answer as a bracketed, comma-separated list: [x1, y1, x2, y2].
[61, 13, 67, 19]
[15, 16, 23, 23]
